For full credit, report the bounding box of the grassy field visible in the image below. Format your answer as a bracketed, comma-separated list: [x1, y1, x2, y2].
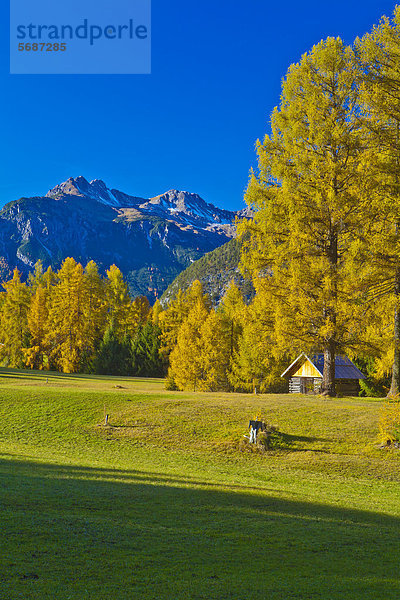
[0, 368, 400, 599]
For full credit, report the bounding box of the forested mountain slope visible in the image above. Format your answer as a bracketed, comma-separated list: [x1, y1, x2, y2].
[160, 238, 254, 306]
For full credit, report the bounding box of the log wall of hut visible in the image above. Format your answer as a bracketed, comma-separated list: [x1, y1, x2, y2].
[289, 377, 322, 394]
[289, 377, 359, 396]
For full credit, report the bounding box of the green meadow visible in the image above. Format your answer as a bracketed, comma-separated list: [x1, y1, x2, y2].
[0, 369, 399, 599]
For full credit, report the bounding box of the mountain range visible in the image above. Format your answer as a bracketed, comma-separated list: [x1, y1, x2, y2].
[0, 176, 247, 302]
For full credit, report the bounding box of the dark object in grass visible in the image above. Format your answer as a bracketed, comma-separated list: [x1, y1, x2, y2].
[242, 418, 282, 452]
[248, 420, 265, 443]
[378, 439, 400, 449]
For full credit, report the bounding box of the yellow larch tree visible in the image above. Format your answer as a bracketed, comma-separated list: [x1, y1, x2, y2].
[240, 37, 372, 396]
[25, 285, 50, 370]
[168, 299, 209, 391]
[0, 268, 31, 367]
[229, 278, 287, 393]
[127, 295, 151, 339]
[159, 280, 211, 358]
[105, 264, 132, 340]
[356, 6, 400, 395]
[46, 257, 86, 373]
[80, 260, 107, 369]
[198, 309, 230, 391]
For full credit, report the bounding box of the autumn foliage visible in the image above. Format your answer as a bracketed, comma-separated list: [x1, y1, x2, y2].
[0, 259, 153, 375]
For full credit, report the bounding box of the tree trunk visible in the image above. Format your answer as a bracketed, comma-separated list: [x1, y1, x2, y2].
[321, 228, 338, 397]
[322, 341, 336, 397]
[389, 267, 400, 397]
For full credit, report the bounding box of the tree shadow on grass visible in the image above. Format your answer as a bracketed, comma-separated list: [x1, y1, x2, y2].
[0, 456, 399, 600]
[0, 456, 290, 494]
[279, 432, 329, 444]
[0, 368, 163, 384]
[274, 432, 332, 450]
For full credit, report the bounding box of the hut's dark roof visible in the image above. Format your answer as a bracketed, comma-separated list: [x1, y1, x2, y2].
[281, 353, 365, 380]
[311, 354, 365, 380]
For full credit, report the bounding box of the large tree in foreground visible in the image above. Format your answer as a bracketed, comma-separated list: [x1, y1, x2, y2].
[240, 38, 372, 396]
[356, 7, 400, 395]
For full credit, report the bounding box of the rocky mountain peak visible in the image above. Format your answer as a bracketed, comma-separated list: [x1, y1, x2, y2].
[148, 190, 204, 210]
[46, 176, 88, 198]
[140, 189, 236, 227]
[46, 176, 127, 208]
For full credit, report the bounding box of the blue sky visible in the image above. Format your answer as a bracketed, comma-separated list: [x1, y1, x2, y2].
[0, 0, 397, 211]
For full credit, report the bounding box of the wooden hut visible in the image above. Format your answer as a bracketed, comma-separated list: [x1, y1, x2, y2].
[281, 353, 365, 396]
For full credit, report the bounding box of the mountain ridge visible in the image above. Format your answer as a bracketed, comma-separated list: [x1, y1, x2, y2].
[0, 176, 246, 302]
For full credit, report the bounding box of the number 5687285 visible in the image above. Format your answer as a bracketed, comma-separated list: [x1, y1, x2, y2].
[18, 43, 67, 52]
